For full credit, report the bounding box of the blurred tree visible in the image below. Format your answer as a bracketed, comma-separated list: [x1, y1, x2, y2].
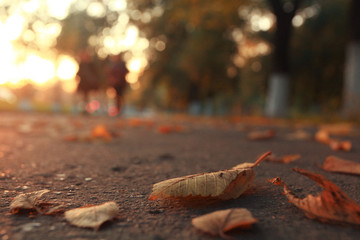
[264, 0, 303, 117]
[132, 0, 245, 113]
[342, 0, 360, 117]
[291, 0, 347, 114]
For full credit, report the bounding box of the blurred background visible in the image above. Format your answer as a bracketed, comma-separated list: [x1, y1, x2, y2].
[0, 0, 358, 119]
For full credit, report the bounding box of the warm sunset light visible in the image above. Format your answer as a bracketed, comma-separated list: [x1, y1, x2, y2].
[56, 56, 78, 81]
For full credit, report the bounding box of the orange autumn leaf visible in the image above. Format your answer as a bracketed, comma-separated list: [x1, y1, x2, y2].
[247, 129, 275, 141]
[319, 123, 352, 136]
[149, 152, 271, 201]
[329, 140, 352, 152]
[321, 156, 360, 176]
[269, 168, 360, 226]
[266, 154, 300, 164]
[314, 130, 331, 144]
[157, 125, 184, 134]
[192, 208, 258, 239]
[90, 125, 113, 141]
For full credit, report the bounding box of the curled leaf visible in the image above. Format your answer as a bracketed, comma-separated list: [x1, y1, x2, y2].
[149, 152, 271, 201]
[65, 202, 119, 230]
[321, 156, 360, 176]
[192, 208, 258, 238]
[266, 154, 300, 164]
[269, 168, 360, 226]
[10, 189, 50, 214]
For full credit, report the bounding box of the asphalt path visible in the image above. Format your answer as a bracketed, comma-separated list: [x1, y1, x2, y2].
[0, 112, 359, 240]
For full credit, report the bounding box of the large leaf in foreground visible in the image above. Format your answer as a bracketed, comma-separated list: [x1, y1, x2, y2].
[149, 152, 271, 201]
[65, 202, 119, 230]
[192, 208, 257, 238]
[269, 168, 360, 226]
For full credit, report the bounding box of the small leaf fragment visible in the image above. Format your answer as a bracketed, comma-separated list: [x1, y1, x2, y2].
[65, 202, 119, 230]
[10, 189, 50, 214]
[149, 152, 271, 201]
[329, 140, 352, 152]
[192, 208, 258, 238]
[269, 168, 360, 226]
[321, 156, 360, 176]
[247, 129, 275, 141]
[266, 154, 300, 164]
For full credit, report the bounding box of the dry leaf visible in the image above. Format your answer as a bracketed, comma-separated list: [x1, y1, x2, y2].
[321, 156, 360, 175]
[157, 125, 184, 134]
[65, 202, 119, 230]
[269, 168, 360, 226]
[315, 130, 352, 151]
[329, 140, 352, 152]
[192, 208, 258, 238]
[314, 130, 331, 144]
[10, 189, 50, 214]
[266, 154, 300, 164]
[90, 125, 113, 141]
[149, 152, 271, 201]
[247, 130, 275, 141]
[285, 130, 312, 140]
[319, 123, 352, 136]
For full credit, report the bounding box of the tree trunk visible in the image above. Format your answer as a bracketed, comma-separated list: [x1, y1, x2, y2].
[342, 0, 360, 117]
[265, 0, 301, 117]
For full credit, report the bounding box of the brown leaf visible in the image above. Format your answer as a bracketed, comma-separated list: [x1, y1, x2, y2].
[269, 168, 360, 226]
[64, 202, 119, 230]
[314, 130, 331, 144]
[266, 154, 300, 164]
[285, 130, 312, 140]
[10, 189, 50, 214]
[157, 125, 184, 134]
[319, 123, 352, 136]
[192, 208, 258, 238]
[321, 156, 360, 176]
[90, 125, 113, 141]
[247, 130, 275, 141]
[329, 140, 352, 152]
[149, 152, 271, 201]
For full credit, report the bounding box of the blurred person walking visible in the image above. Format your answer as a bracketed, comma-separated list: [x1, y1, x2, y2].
[107, 54, 129, 115]
[76, 50, 101, 114]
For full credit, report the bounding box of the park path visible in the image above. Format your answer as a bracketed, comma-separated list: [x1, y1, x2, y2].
[0, 111, 359, 240]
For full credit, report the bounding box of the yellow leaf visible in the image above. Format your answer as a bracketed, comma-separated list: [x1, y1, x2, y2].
[64, 202, 119, 230]
[192, 208, 258, 238]
[149, 152, 271, 201]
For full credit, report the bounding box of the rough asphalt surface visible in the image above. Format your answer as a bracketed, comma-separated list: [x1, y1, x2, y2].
[0, 112, 359, 240]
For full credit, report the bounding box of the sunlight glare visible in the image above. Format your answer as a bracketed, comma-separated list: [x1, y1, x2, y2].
[23, 0, 40, 13]
[24, 54, 56, 85]
[47, 0, 75, 20]
[4, 14, 26, 41]
[56, 55, 78, 81]
[122, 26, 138, 47]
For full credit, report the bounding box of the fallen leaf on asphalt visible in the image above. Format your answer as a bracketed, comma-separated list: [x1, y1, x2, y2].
[157, 125, 184, 134]
[90, 125, 113, 141]
[266, 154, 300, 164]
[269, 168, 360, 226]
[192, 208, 258, 238]
[65, 202, 119, 230]
[315, 130, 352, 151]
[285, 130, 312, 140]
[10, 189, 50, 214]
[247, 130, 275, 140]
[321, 156, 360, 175]
[314, 130, 331, 144]
[149, 152, 271, 201]
[319, 123, 352, 136]
[329, 140, 352, 152]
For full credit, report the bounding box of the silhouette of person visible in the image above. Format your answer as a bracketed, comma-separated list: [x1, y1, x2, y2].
[76, 50, 100, 113]
[107, 54, 129, 114]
